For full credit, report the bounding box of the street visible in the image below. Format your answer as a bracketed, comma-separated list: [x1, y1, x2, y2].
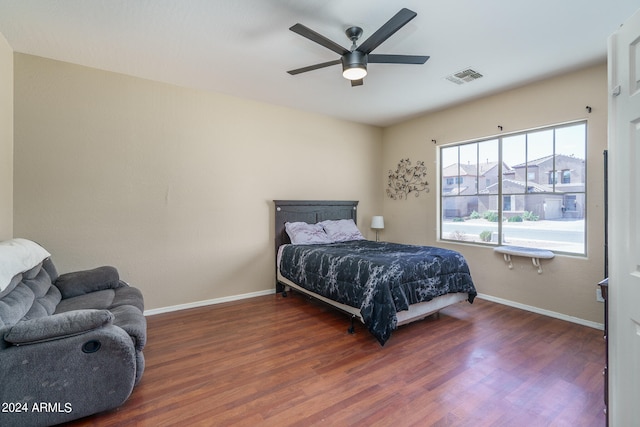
[442, 219, 585, 245]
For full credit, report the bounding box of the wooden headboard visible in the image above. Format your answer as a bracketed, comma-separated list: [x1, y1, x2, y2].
[273, 200, 359, 253]
[273, 200, 358, 291]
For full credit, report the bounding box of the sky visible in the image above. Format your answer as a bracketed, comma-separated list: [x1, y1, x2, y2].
[441, 121, 586, 169]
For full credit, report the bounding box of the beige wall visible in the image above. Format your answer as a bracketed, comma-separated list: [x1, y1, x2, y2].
[11, 52, 607, 324]
[382, 64, 607, 324]
[0, 33, 12, 240]
[13, 54, 383, 310]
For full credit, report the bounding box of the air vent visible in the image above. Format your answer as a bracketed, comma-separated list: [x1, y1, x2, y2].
[445, 68, 483, 85]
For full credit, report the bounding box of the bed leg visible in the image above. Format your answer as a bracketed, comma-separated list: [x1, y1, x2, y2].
[277, 282, 288, 297]
[348, 315, 356, 334]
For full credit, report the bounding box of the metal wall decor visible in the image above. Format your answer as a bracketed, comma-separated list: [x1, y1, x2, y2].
[386, 158, 429, 200]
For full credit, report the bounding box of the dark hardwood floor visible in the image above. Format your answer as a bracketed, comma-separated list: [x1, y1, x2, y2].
[65, 292, 605, 426]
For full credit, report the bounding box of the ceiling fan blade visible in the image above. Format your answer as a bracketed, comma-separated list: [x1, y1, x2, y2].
[357, 8, 417, 54]
[287, 59, 341, 75]
[351, 79, 364, 87]
[368, 54, 430, 64]
[290, 23, 349, 56]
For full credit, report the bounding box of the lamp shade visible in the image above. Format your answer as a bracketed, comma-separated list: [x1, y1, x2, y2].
[371, 216, 385, 230]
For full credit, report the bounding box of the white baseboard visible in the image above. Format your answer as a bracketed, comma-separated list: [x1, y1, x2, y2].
[476, 293, 604, 331]
[144, 289, 276, 316]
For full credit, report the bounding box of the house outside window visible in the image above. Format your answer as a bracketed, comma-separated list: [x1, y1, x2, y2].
[439, 121, 586, 255]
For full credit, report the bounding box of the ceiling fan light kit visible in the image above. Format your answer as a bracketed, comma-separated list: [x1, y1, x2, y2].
[288, 8, 429, 86]
[342, 50, 368, 80]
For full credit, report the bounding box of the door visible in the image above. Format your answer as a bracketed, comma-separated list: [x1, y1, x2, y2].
[608, 7, 640, 426]
[544, 198, 563, 219]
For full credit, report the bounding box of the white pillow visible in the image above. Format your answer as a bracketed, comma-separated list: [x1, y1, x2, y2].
[320, 219, 365, 242]
[285, 222, 333, 245]
[0, 238, 51, 292]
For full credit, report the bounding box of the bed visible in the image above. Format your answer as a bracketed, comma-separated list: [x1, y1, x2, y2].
[274, 200, 477, 345]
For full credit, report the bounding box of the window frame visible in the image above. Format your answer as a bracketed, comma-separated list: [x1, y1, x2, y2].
[438, 120, 587, 256]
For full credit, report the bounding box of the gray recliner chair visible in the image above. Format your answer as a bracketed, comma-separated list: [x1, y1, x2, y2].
[0, 238, 146, 426]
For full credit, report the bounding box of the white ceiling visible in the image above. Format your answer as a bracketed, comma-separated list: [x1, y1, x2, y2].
[0, 1, 638, 127]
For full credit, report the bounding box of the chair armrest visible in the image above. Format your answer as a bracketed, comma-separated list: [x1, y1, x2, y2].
[4, 310, 113, 345]
[54, 266, 123, 298]
[0, 323, 137, 426]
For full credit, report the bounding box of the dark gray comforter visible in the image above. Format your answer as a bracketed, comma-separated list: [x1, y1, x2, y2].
[278, 240, 476, 345]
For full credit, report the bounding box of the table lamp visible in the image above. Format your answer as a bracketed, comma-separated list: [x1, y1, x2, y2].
[371, 216, 384, 242]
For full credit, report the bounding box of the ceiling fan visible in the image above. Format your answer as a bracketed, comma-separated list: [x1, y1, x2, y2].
[287, 8, 429, 87]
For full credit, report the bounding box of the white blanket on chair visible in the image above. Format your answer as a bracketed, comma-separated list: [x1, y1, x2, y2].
[0, 238, 51, 292]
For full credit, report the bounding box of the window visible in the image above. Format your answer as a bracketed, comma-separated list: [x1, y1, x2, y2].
[503, 195, 513, 211]
[565, 195, 577, 211]
[439, 121, 586, 255]
[548, 169, 571, 185]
